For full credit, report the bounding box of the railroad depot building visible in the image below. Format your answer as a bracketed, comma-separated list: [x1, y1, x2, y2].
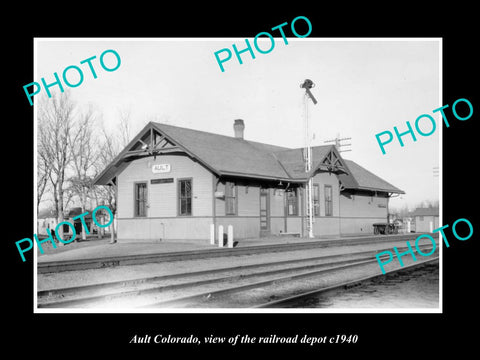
[94, 120, 404, 243]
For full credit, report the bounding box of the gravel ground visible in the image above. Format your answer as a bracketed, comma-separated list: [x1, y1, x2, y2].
[290, 261, 439, 309]
[37, 233, 423, 261]
[42, 257, 385, 309]
[180, 257, 438, 309]
[37, 239, 435, 291]
[36, 237, 440, 311]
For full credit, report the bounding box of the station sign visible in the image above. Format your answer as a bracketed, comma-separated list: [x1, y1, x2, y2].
[151, 178, 174, 184]
[152, 164, 171, 174]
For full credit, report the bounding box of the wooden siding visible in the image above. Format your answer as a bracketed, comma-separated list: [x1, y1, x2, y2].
[312, 217, 341, 236]
[115, 155, 396, 241]
[270, 216, 285, 234]
[116, 154, 213, 241]
[340, 217, 386, 234]
[214, 181, 261, 216]
[213, 181, 264, 238]
[214, 181, 225, 217]
[237, 184, 260, 216]
[270, 189, 285, 217]
[286, 217, 303, 234]
[117, 217, 213, 242]
[311, 172, 340, 217]
[339, 191, 388, 218]
[117, 155, 213, 219]
[339, 191, 389, 234]
[215, 217, 260, 239]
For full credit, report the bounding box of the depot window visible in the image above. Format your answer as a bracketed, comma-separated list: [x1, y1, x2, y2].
[325, 185, 333, 216]
[313, 184, 320, 216]
[286, 188, 298, 216]
[178, 178, 192, 216]
[225, 181, 237, 215]
[134, 182, 148, 217]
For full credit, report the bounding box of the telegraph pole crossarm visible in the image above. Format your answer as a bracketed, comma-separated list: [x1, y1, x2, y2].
[324, 134, 352, 153]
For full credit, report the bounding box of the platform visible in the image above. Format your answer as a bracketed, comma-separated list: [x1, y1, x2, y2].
[36, 233, 414, 264]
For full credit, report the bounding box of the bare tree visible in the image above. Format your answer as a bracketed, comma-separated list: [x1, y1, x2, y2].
[93, 128, 117, 240]
[118, 107, 132, 148]
[390, 203, 411, 219]
[415, 199, 439, 210]
[37, 141, 51, 210]
[68, 106, 99, 240]
[38, 91, 76, 243]
[90, 110, 133, 243]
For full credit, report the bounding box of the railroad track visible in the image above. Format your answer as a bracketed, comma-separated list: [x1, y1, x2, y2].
[37, 233, 437, 273]
[37, 243, 437, 309]
[255, 256, 440, 308]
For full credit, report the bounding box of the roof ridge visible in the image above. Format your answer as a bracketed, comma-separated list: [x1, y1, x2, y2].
[94, 121, 404, 194]
[152, 121, 286, 150]
[152, 121, 293, 180]
[270, 151, 296, 179]
[272, 144, 333, 154]
[239, 138, 293, 179]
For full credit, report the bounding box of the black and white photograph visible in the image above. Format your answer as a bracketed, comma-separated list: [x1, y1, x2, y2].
[6, 6, 478, 356]
[33, 38, 441, 312]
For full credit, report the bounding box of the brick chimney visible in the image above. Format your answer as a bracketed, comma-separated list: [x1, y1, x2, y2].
[233, 119, 245, 139]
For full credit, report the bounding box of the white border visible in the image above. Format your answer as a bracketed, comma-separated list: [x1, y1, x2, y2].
[33, 37, 442, 314]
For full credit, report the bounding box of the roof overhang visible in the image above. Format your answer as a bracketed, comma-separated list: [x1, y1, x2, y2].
[311, 146, 350, 176]
[93, 122, 405, 196]
[341, 186, 406, 195]
[218, 170, 305, 184]
[93, 122, 221, 185]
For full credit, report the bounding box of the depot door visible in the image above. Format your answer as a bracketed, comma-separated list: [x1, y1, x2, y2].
[260, 188, 270, 236]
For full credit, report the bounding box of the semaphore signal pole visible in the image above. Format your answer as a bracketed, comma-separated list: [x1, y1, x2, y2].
[300, 79, 318, 239]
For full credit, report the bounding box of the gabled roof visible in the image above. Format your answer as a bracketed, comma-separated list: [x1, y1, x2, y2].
[411, 207, 439, 217]
[152, 122, 292, 181]
[339, 160, 405, 194]
[273, 145, 349, 179]
[93, 121, 404, 194]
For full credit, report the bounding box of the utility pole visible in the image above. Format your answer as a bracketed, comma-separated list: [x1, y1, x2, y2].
[324, 133, 352, 153]
[300, 79, 317, 239]
[432, 166, 439, 211]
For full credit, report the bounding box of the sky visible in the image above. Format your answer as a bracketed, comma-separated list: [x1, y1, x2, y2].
[35, 38, 441, 211]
